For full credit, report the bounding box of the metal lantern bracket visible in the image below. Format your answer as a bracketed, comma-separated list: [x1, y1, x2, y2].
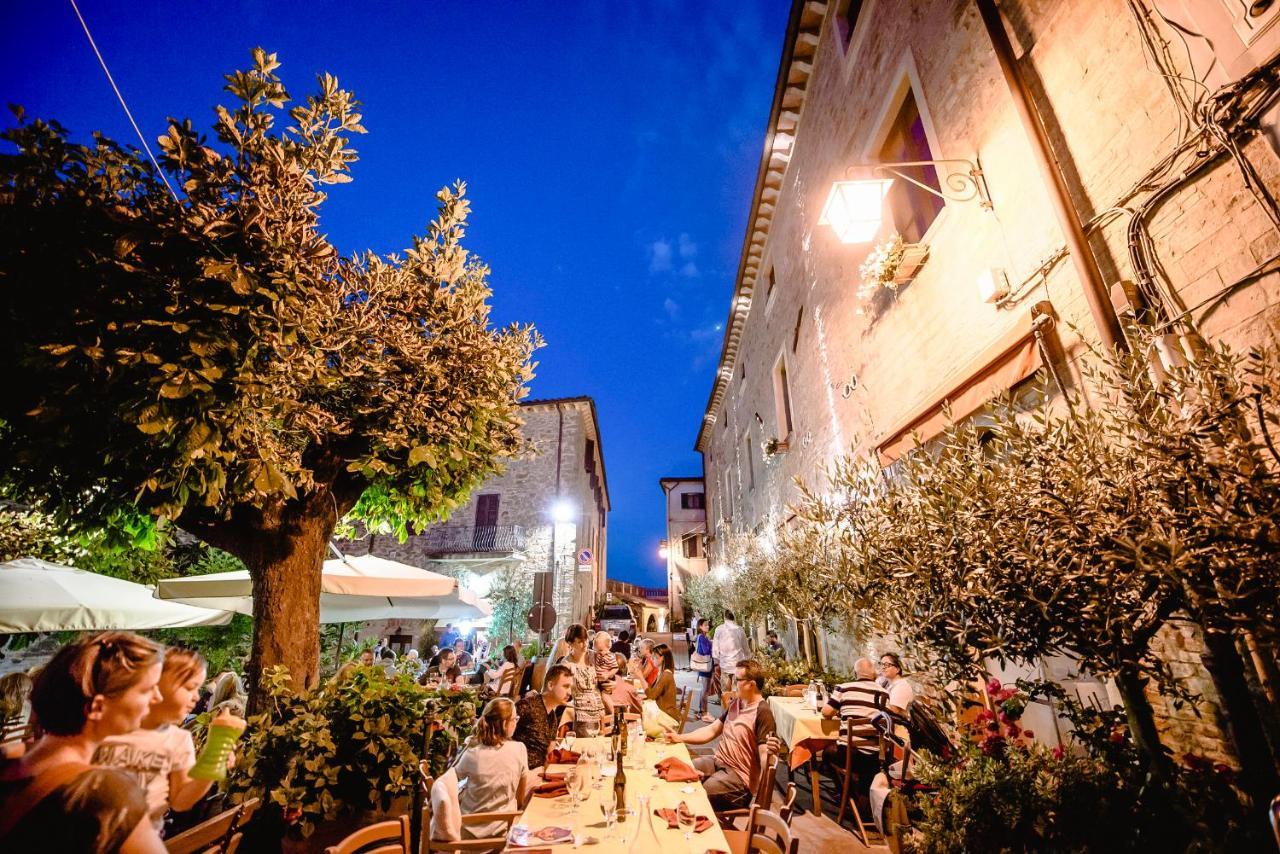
[846, 158, 993, 209]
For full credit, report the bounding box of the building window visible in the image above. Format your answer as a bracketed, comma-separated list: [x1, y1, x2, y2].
[879, 88, 944, 244]
[773, 356, 794, 439]
[791, 306, 804, 353]
[681, 532, 703, 559]
[836, 0, 867, 48]
[745, 436, 755, 490]
[475, 494, 500, 527]
[766, 267, 777, 304]
[680, 492, 705, 510]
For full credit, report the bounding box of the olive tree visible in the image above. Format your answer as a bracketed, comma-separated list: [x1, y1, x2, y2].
[0, 50, 539, 698]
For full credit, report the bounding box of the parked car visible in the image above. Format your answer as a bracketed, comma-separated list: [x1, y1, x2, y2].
[596, 603, 637, 636]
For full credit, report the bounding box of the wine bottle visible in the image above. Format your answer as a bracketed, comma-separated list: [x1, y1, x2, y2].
[614, 737, 627, 821]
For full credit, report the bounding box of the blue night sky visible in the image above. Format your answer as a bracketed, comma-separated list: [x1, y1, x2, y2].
[2, 1, 790, 587]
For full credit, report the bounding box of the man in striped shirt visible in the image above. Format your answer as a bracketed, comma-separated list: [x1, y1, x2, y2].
[823, 658, 889, 798]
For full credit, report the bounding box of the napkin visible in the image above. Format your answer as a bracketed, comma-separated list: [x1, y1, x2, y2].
[532, 779, 568, 798]
[546, 746, 581, 765]
[653, 802, 713, 833]
[654, 756, 703, 782]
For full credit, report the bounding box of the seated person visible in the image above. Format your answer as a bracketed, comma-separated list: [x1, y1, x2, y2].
[764, 631, 786, 659]
[636, 638, 659, 687]
[645, 643, 679, 721]
[454, 698, 530, 839]
[453, 639, 474, 671]
[486, 645, 519, 694]
[420, 649, 463, 688]
[878, 652, 915, 715]
[823, 657, 890, 798]
[610, 630, 632, 661]
[664, 659, 776, 811]
[610, 656, 646, 714]
[512, 665, 573, 770]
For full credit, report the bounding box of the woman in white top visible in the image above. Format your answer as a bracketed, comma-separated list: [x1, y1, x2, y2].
[454, 698, 531, 839]
[486, 645, 519, 694]
[878, 651, 915, 713]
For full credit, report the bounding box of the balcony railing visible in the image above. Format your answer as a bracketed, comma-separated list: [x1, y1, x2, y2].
[606, 580, 668, 603]
[415, 525, 526, 555]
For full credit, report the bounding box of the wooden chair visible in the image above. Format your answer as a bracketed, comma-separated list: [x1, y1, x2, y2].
[493, 666, 516, 699]
[744, 805, 797, 854]
[165, 797, 260, 854]
[507, 663, 529, 699]
[777, 782, 799, 825]
[323, 815, 410, 854]
[676, 686, 694, 732]
[418, 763, 522, 852]
[782, 684, 807, 698]
[529, 657, 547, 694]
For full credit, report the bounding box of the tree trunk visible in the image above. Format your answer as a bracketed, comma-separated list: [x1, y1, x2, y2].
[1114, 665, 1174, 783]
[243, 503, 334, 712]
[1198, 628, 1280, 809]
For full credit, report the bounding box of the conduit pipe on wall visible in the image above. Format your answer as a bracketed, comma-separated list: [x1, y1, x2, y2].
[976, 0, 1128, 353]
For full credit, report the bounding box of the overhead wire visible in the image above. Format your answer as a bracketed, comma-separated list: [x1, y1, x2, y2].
[67, 0, 179, 203]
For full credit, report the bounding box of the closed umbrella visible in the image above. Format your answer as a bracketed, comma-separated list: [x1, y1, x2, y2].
[0, 558, 233, 632]
[155, 553, 490, 623]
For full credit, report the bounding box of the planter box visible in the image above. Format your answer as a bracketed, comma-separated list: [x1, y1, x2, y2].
[892, 243, 930, 285]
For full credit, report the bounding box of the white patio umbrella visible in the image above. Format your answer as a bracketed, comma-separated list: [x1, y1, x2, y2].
[0, 558, 234, 633]
[155, 552, 490, 623]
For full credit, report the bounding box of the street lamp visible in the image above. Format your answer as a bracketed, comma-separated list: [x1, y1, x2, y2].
[819, 158, 992, 245]
[658, 541, 670, 559]
[550, 499, 576, 525]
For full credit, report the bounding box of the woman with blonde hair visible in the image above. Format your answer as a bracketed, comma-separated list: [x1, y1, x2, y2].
[454, 697, 530, 839]
[0, 631, 166, 852]
[562, 623, 613, 736]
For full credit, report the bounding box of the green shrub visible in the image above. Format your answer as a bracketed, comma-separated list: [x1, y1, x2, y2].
[230, 664, 474, 839]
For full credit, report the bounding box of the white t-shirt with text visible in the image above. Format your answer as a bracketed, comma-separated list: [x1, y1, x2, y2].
[94, 724, 196, 831]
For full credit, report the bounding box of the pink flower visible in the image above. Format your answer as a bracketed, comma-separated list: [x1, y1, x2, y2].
[1052, 745, 1065, 760]
[986, 678, 1003, 695]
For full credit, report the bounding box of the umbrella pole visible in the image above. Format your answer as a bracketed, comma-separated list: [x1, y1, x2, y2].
[334, 622, 346, 671]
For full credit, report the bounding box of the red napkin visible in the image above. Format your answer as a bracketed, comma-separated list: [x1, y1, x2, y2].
[654, 756, 703, 782]
[653, 802, 713, 833]
[532, 779, 568, 798]
[546, 747, 581, 765]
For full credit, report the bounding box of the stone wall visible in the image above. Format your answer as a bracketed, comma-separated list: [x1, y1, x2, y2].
[698, 0, 1280, 762]
[344, 398, 609, 645]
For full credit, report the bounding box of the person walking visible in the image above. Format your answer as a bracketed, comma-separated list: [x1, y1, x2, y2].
[712, 611, 749, 708]
[691, 618, 716, 722]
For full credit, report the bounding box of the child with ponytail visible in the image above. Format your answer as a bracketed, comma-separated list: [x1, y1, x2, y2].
[454, 697, 530, 839]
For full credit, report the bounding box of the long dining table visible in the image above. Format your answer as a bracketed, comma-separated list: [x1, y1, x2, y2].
[505, 735, 747, 854]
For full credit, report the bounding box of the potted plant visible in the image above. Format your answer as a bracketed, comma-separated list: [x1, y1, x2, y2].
[857, 233, 929, 301]
[763, 437, 789, 457]
[229, 664, 475, 851]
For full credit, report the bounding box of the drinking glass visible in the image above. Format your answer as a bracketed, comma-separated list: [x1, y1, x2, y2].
[600, 802, 617, 840]
[677, 805, 695, 845]
[568, 767, 587, 816]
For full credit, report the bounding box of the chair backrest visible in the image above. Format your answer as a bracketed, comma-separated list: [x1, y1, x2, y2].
[530, 657, 547, 694]
[508, 663, 529, 699]
[165, 801, 244, 854]
[495, 666, 515, 698]
[323, 815, 410, 854]
[777, 782, 799, 825]
[782, 684, 806, 698]
[677, 686, 693, 732]
[753, 743, 779, 808]
[748, 807, 796, 854]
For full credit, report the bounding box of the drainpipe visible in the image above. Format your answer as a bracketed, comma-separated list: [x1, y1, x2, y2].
[976, 0, 1127, 353]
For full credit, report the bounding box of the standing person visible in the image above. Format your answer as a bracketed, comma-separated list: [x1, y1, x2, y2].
[454, 698, 530, 840]
[439, 623, 459, 650]
[561, 624, 613, 736]
[95, 649, 234, 834]
[713, 610, 749, 703]
[0, 632, 166, 853]
[610, 630, 632, 661]
[512, 665, 573, 769]
[691, 618, 716, 722]
[878, 652, 915, 714]
[645, 644, 679, 721]
[663, 659, 776, 812]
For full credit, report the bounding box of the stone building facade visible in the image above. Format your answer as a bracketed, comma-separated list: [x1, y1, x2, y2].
[659, 476, 708, 627]
[695, 0, 1280, 763]
[349, 396, 610, 646]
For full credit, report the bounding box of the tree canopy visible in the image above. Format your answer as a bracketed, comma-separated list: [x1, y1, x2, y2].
[0, 48, 540, 692]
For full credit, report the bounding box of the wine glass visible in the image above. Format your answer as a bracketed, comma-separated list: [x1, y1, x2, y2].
[568, 766, 587, 817]
[677, 805, 695, 845]
[600, 802, 617, 840]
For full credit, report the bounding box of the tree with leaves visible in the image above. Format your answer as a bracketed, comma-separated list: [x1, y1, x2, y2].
[0, 49, 539, 701]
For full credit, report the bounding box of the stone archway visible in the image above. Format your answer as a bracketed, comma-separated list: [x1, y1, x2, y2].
[646, 613, 657, 632]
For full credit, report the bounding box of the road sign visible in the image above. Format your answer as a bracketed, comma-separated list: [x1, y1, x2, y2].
[577, 548, 593, 564]
[527, 603, 557, 634]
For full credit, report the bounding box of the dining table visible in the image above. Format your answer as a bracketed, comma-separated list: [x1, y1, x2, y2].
[505, 735, 747, 854]
[767, 695, 841, 817]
